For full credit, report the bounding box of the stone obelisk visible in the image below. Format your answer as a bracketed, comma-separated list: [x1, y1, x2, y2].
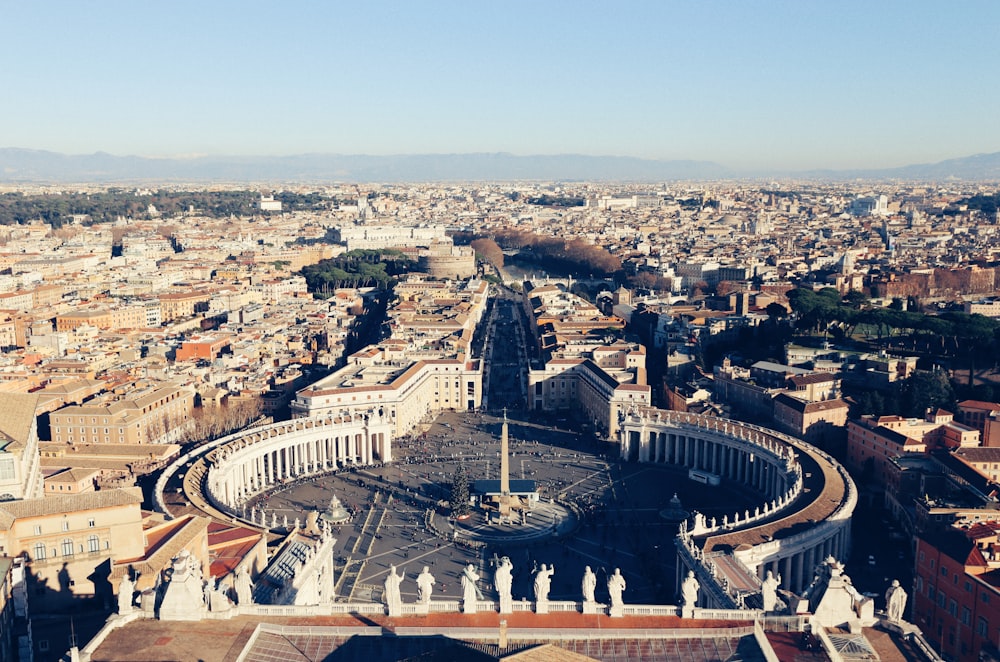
[499, 408, 511, 521]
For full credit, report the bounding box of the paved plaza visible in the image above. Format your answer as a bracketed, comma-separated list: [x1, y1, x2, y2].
[250, 409, 762, 607]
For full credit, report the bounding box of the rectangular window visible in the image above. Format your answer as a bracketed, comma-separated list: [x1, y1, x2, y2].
[0, 456, 15, 481]
[937, 590, 946, 608]
[978, 617, 988, 636]
[949, 599, 957, 616]
[962, 606, 971, 625]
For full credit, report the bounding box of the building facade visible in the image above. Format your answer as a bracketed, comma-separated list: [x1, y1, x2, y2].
[48, 383, 195, 445]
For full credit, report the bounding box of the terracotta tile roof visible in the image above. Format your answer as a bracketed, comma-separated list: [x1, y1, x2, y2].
[0, 486, 142, 529]
[957, 400, 1000, 412]
[787, 373, 837, 386]
[702, 442, 848, 552]
[90, 614, 759, 662]
[114, 513, 210, 582]
[45, 467, 100, 483]
[0, 392, 39, 452]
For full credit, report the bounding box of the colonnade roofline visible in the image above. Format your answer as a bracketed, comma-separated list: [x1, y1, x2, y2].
[622, 408, 798, 464]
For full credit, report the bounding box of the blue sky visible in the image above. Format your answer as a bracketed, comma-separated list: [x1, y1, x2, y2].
[2, 1, 998, 170]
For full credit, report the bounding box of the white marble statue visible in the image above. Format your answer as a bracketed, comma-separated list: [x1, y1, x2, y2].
[682, 570, 700, 608]
[494, 557, 513, 606]
[383, 564, 404, 615]
[234, 565, 253, 606]
[461, 563, 482, 610]
[158, 550, 206, 621]
[416, 566, 435, 605]
[761, 570, 781, 612]
[117, 573, 134, 614]
[533, 563, 554, 603]
[607, 568, 626, 608]
[582, 565, 597, 603]
[885, 579, 907, 623]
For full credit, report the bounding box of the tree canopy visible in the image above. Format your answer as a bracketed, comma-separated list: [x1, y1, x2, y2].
[300, 249, 413, 295]
[449, 463, 471, 518]
[470, 238, 504, 268]
[494, 229, 620, 276]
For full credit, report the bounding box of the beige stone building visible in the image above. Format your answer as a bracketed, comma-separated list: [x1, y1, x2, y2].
[48, 383, 195, 445]
[292, 351, 484, 436]
[157, 289, 212, 322]
[0, 488, 145, 607]
[43, 467, 99, 495]
[772, 394, 849, 448]
[528, 357, 651, 439]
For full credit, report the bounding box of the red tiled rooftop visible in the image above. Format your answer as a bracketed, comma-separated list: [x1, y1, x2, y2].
[91, 613, 758, 662]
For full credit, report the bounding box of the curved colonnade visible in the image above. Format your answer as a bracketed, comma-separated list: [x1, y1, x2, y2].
[619, 409, 857, 605]
[156, 403, 856, 612]
[154, 408, 394, 527]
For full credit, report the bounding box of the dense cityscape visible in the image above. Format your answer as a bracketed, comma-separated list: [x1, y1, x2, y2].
[0, 178, 995, 661]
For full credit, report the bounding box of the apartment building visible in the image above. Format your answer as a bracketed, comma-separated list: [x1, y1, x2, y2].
[772, 394, 849, 449]
[956, 400, 1000, 448]
[48, 383, 195, 445]
[846, 410, 979, 486]
[913, 522, 1000, 662]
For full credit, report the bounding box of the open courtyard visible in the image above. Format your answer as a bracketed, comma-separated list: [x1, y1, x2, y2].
[249, 408, 764, 608]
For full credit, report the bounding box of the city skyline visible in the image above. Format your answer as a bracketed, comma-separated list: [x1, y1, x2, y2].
[3, 1, 999, 172]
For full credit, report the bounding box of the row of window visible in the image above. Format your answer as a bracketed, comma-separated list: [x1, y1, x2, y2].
[32, 534, 106, 560]
[55, 436, 122, 444]
[33, 518, 96, 535]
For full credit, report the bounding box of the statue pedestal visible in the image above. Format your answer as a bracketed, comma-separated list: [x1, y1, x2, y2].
[414, 603, 429, 616]
[386, 604, 401, 617]
[609, 604, 624, 618]
[462, 599, 478, 614]
[499, 597, 513, 614]
[582, 601, 603, 615]
[535, 600, 549, 614]
[681, 606, 695, 619]
[139, 589, 156, 615]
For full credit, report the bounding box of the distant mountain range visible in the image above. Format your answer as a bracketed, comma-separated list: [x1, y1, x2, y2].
[1, 147, 999, 183]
